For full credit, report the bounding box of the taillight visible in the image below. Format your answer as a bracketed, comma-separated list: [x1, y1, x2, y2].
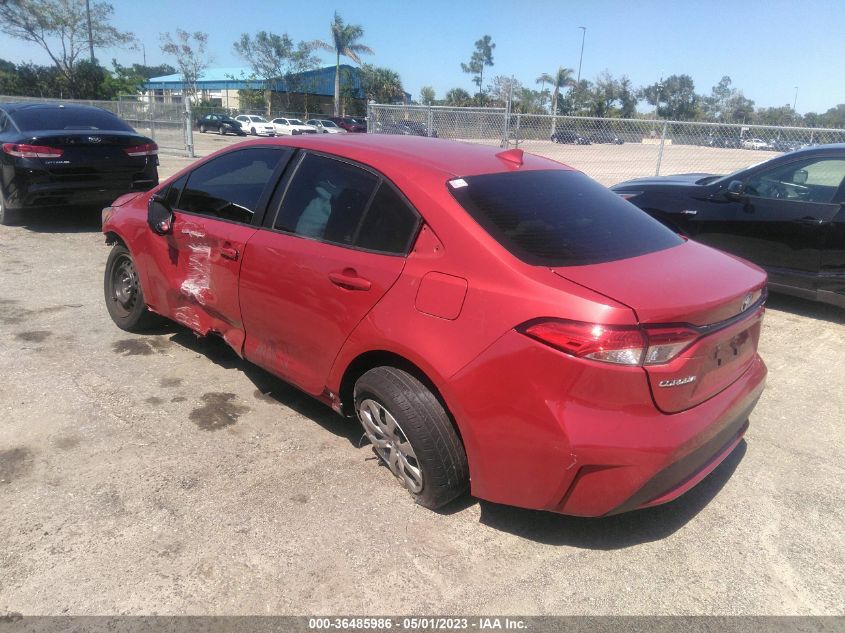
[124, 143, 158, 157]
[519, 319, 701, 366]
[2, 142, 64, 158]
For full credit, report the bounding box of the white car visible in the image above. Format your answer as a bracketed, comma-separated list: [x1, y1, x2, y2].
[271, 118, 318, 136]
[235, 115, 276, 136]
[306, 119, 348, 134]
[741, 137, 771, 150]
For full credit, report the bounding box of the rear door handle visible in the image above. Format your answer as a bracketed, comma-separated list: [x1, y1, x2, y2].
[220, 246, 239, 260]
[329, 270, 372, 291]
[795, 217, 824, 226]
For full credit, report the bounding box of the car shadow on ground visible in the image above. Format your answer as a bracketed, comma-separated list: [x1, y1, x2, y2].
[15, 205, 102, 233]
[765, 292, 844, 325]
[165, 329, 364, 447]
[152, 324, 746, 547]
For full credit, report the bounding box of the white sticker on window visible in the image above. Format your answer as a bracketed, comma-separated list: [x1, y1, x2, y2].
[449, 178, 468, 189]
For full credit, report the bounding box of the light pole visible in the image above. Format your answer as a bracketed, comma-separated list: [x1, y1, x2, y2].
[576, 26, 586, 85]
[793, 86, 799, 112]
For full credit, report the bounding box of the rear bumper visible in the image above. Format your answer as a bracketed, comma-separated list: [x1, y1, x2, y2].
[3, 167, 157, 209]
[447, 330, 767, 516]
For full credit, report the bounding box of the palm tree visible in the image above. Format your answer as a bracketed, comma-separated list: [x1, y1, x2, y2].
[311, 12, 373, 116]
[549, 67, 575, 133]
[535, 73, 553, 110]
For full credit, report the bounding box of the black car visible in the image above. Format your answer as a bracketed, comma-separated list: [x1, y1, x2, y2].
[588, 130, 624, 144]
[612, 144, 845, 307]
[0, 103, 159, 225]
[550, 130, 590, 145]
[706, 135, 743, 149]
[376, 120, 436, 137]
[196, 114, 246, 136]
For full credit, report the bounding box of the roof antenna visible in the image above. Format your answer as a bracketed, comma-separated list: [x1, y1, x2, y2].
[496, 148, 523, 166]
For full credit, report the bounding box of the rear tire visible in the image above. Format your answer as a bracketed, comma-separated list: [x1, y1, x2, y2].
[199, 124, 206, 133]
[219, 126, 226, 135]
[354, 367, 469, 509]
[0, 193, 21, 226]
[104, 244, 163, 332]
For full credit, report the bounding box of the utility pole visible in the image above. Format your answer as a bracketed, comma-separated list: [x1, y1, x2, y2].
[793, 86, 799, 112]
[142, 43, 146, 66]
[85, 0, 95, 63]
[576, 26, 586, 85]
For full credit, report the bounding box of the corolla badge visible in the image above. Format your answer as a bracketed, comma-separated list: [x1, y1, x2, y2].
[658, 376, 697, 388]
[741, 293, 754, 312]
[88, 136, 102, 143]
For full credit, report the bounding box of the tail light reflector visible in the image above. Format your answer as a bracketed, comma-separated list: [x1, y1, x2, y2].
[519, 319, 701, 366]
[2, 143, 64, 158]
[124, 142, 158, 157]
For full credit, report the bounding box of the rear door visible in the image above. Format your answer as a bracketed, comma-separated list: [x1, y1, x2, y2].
[239, 152, 421, 395]
[146, 146, 293, 352]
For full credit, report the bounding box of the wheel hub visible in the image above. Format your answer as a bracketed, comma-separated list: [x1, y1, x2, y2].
[357, 398, 423, 493]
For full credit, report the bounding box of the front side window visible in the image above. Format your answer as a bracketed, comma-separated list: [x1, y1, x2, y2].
[177, 148, 291, 224]
[746, 158, 845, 203]
[449, 170, 683, 267]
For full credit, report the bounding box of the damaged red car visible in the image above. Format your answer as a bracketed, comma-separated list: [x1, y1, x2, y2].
[101, 135, 767, 516]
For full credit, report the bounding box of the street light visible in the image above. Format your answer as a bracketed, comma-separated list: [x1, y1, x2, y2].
[576, 27, 586, 85]
[793, 86, 799, 112]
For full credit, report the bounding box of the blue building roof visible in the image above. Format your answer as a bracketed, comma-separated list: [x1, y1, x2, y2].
[144, 65, 365, 99]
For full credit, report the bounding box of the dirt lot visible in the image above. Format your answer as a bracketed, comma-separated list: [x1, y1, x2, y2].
[0, 148, 843, 616]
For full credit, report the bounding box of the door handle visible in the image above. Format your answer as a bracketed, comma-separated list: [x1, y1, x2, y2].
[328, 270, 372, 291]
[794, 217, 824, 226]
[220, 246, 239, 261]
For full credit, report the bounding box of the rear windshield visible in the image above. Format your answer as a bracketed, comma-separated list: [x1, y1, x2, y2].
[449, 170, 683, 266]
[11, 107, 134, 132]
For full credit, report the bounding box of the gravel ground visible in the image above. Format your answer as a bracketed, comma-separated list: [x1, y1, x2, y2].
[0, 148, 843, 616]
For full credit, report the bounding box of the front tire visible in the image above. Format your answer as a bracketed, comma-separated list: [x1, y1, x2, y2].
[199, 124, 206, 133]
[354, 367, 469, 509]
[219, 126, 226, 135]
[104, 244, 162, 332]
[250, 127, 257, 135]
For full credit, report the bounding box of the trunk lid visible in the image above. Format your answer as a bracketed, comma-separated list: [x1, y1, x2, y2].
[553, 240, 767, 412]
[26, 131, 154, 179]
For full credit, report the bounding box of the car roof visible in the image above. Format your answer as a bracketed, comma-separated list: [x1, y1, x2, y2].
[0, 102, 114, 116]
[228, 134, 572, 179]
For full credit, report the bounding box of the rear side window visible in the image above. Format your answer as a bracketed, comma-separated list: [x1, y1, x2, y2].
[356, 183, 420, 253]
[275, 154, 378, 245]
[449, 170, 683, 266]
[11, 107, 134, 132]
[178, 147, 291, 224]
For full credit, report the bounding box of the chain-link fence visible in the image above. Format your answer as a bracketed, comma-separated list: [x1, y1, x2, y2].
[1, 94, 193, 156]
[367, 104, 845, 186]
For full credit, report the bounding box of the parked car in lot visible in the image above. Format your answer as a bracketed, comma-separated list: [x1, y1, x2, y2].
[706, 135, 742, 148]
[234, 115, 276, 136]
[550, 130, 590, 144]
[375, 120, 436, 137]
[326, 116, 367, 133]
[102, 135, 767, 515]
[741, 137, 771, 150]
[0, 102, 158, 225]
[768, 138, 803, 153]
[588, 130, 624, 144]
[271, 118, 317, 136]
[197, 114, 245, 136]
[306, 119, 347, 134]
[612, 144, 845, 307]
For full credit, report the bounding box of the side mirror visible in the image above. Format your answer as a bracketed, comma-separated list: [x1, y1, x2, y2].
[148, 196, 173, 235]
[725, 180, 746, 201]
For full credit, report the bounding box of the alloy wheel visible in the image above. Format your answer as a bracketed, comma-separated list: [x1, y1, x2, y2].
[357, 398, 424, 493]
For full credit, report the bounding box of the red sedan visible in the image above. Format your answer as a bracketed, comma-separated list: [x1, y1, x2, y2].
[101, 135, 767, 516]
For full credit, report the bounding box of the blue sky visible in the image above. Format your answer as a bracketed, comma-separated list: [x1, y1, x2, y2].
[4, 0, 844, 114]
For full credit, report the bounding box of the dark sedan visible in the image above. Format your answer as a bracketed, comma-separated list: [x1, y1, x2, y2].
[1, 103, 159, 225]
[376, 120, 436, 137]
[550, 130, 590, 145]
[197, 114, 246, 136]
[612, 144, 845, 307]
